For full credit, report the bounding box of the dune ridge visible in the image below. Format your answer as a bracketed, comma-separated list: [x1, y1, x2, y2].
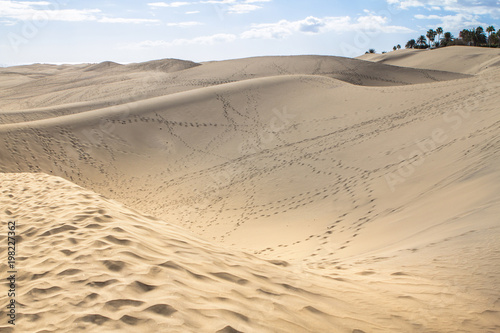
[0, 54, 468, 114]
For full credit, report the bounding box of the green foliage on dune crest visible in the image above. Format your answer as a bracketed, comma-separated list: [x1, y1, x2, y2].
[400, 25, 499, 50]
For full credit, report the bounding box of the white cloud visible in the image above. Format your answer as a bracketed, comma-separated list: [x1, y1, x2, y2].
[99, 17, 160, 24]
[240, 19, 301, 39]
[227, 4, 261, 13]
[0, 1, 160, 24]
[199, 0, 271, 13]
[130, 33, 237, 48]
[0, 1, 101, 21]
[414, 13, 485, 30]
[167, 21, 203, 27]
[124, 13, 412, 51]
[18, 1, 51, 5]
[148, 0, 272, 14]
[241, 15, 414, 39]
[387, 0, 500, 17]
[199, 0, 237, 4]
[186, 10, 200, 14]
[388, 0, 500, 32]
[190, 33, 237, 44]
[148, 2, 192, 7]
[387, 0, 425, 9]
[0, 19, 17, 26]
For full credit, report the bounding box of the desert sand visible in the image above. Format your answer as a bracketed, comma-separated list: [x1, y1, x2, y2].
[0, 45, 499, 332]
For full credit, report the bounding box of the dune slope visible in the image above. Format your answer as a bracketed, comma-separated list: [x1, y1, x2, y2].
[357, 46, 500, 74]
[1, 173, 498, 333]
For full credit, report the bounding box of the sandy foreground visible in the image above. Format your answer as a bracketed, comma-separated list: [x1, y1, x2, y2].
[0, 45, 499, 332]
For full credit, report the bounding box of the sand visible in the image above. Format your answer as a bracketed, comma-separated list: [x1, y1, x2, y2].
[357, 45, 500, 74]
[1, 46, 500, 332]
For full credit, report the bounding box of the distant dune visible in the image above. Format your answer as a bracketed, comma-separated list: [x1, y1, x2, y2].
[357, 45, 500, 74]
[1, 46, 500, 332]
[125, 58, 201, 73]
[0, 54, 469, 114]
[83, 61, 124, 72]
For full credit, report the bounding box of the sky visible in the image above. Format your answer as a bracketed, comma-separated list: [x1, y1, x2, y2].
[0, 0, 499, 66]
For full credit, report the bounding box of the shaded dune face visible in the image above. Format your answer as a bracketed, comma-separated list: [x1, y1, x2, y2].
[1, 48, 500, 332]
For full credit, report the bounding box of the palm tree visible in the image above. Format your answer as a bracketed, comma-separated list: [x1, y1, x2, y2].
[442, 32, 453, 46]
[486, 26, 495, 46]
[473, 26, 486, 46]
[368, 48, 376, 54]
[436, 27, 443, 46]
[491, 32, 500, 47]
[426, 29, 437, 47]
[405, 39, 416, 49]
[417, 35, 427, 48]
[460, 29, 473, 45]
[393, 46, 397, 51]
[397, 44, 401, 50]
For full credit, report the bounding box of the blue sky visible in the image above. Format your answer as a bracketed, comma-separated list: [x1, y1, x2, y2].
[0, 0, 499, 65]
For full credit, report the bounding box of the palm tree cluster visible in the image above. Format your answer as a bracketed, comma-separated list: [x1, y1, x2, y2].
[459, 27, 487, 46]
[402, 25, 500, 50]
[367, 24, 499, 54]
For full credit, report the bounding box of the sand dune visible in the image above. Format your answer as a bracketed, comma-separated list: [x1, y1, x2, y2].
[1, 173, 380, 333]
[0, 173, 498, 332]
[0, 55, 468, 114]
[1, 46, 500, 332]
[125, 58, 201, 73]
[357, 45, 500, 74]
